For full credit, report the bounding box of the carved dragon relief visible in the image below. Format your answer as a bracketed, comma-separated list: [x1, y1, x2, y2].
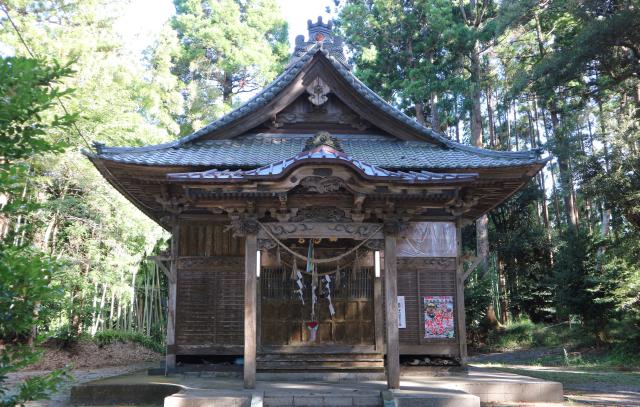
[299, 176, 345, 193]
[289, 207, 351, 222]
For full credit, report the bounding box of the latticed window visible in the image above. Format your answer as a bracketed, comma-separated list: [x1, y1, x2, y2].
[260, 267, 373, 300]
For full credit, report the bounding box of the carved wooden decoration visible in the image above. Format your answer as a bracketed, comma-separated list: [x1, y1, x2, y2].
[306, 76, 330, 106]
[289, 207, 350, 222]
[257, 222, 383, 240]
[300, 176, 344, 193]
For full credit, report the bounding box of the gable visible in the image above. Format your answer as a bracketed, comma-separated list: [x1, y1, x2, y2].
[191, 50, 446, 144]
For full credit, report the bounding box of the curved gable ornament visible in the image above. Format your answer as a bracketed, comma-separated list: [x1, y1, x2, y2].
[306, 77, 330, 106]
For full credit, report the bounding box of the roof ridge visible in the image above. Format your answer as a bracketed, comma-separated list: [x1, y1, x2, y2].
[87, 45, 545, 162]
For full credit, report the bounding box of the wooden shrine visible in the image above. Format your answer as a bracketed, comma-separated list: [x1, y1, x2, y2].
[85, 18, 547, 389]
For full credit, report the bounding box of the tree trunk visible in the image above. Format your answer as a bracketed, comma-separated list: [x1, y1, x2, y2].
[415, 102, 426, 125]
[498, 259, 509, 323]
[549, 106, 580, 232]
[429, 94, 440, 130]
[222, 72, 233, 106]
[487, 85, 496, 147]
[470, 40, 483, 147]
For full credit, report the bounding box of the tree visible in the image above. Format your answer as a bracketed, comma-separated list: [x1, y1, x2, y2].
[165, 0, 289, 134]
[0, 55, 73, 406]
[1, 0, 170, 342]
[338, 0, 469, 130]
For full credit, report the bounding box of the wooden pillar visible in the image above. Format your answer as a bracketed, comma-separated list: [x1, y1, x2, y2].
[373, 276, 384, 352]
[455, 219, 468, 364]
[166, 219, 180, 371]
[384, 233, 400, 389]
[244, 233, 258, 389]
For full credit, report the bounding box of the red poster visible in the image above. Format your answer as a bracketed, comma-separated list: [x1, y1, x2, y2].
[423, 296, 455, 339]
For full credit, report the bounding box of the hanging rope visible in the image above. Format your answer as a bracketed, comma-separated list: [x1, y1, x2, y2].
[258, 222, 382, 265]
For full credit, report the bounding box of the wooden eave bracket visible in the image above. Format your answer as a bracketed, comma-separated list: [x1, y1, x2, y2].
[148, 255, 175, 283]
[461, 255, 483, 282]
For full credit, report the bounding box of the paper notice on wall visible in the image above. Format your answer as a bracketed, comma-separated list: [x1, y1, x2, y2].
[398, 296, 406, 329]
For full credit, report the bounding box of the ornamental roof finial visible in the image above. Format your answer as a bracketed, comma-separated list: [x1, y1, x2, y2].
[307, 16, 332, 43]
[291, 16, 349, 69]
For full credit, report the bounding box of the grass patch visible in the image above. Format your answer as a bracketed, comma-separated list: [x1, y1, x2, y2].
[532, 348, 640, 370]
[484, 319, 595, 352]
[92, 330, 164, 354]
[477, 318, 640, 370]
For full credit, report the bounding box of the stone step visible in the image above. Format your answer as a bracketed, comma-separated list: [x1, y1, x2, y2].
[388, 389, 480, 407]
[165, 391, 251, 407]
[263, 392, 382, 407]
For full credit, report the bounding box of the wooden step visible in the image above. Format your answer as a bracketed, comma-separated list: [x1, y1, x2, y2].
[258, 353, 383, 362]
[257, 353, 385, 372]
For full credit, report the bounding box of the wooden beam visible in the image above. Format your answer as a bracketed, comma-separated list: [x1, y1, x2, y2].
[165, 220, 179, 371]
[384, 234, 400, 389]
[462, 255, 483, 282]
[244, 233, 258, 389]
[148, 256, 171, 280]
[258, 222, 383, 240]
[455, 219, 468, 365]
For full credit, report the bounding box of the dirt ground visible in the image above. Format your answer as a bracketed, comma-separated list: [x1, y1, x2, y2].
[26, 340, 161, 370]
[470, 348, 640, 406]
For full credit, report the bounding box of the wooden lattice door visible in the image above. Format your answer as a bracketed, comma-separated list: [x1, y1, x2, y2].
[260, 267, 375, 347]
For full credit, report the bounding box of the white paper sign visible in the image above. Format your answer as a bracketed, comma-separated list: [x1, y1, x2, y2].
[398, 296, 406, 329]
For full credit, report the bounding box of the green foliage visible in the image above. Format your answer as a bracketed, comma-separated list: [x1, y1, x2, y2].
[490, 182, 554, 321]
[0, 345, 69, 407]
[337, 0, 469, 129]
[484, 318, 595, 352]
[0, 57, 73, 165]
[0, 246, 64, 340]
[0, 55, 74, 407]
[93, 330, 164, 354]
[159, 0, 289, 134]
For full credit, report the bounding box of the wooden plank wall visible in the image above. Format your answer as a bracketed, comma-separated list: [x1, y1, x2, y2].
[179, 223, 244, 257]
[175, 221, 245, 354]
[397, 257, 458, 355]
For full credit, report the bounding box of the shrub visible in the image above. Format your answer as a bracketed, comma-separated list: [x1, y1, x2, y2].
[92, 330, 164, 354]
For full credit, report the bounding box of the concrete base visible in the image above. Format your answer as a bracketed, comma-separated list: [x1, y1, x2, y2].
[390, 389, 479, 407]
[165, 391, 251, 407]
[401, 367, 564, 404]
[68, 366, 562, 406]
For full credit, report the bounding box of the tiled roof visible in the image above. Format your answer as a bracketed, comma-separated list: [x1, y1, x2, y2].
[92, 134, 544, 170]
[84, 44, 546, 169]
[167, 145, 478, 183]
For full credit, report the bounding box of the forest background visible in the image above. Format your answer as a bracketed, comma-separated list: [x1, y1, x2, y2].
[1, 0, 639, 403]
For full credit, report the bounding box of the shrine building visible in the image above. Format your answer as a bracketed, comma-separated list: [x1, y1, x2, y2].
[85, 18, 546, 389]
